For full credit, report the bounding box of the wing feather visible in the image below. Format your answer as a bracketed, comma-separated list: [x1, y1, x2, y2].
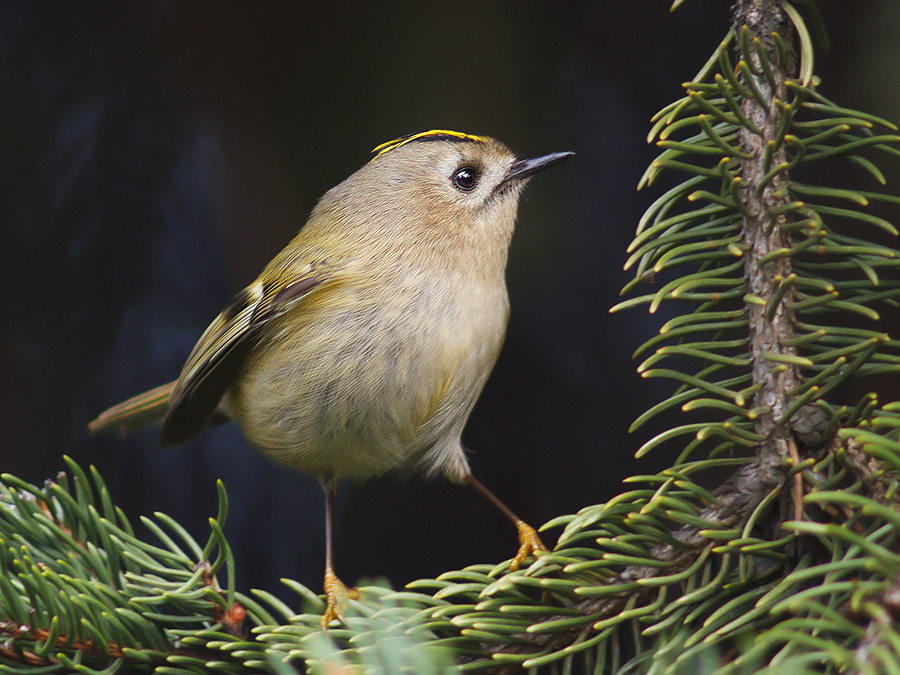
[158, 273, 322, 446]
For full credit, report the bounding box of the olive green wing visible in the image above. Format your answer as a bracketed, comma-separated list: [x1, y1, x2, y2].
[158, 272, 322, 446]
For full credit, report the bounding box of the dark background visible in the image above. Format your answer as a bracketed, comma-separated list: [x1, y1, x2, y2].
[2, 1, 899, 602]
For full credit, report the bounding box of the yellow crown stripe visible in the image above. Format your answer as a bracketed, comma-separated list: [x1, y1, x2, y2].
[371, 129, 488, 158]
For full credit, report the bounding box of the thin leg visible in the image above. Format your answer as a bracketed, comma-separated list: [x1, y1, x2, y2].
[325, 481, 336, 574]
[465, 473, 549, 571]
[320, 480, 357, 629]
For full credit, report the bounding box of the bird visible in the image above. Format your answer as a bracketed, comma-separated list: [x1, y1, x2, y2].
[89, 129, 573, 626]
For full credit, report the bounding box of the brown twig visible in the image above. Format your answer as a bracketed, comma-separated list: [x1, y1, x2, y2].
[839, 435, 900, 507]
[734, 0, 802, 460]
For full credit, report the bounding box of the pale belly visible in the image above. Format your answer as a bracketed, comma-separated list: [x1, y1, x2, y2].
[224, 283, 508, 482]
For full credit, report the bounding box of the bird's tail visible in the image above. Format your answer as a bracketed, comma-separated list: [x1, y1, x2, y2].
[88, 381, 175, 436]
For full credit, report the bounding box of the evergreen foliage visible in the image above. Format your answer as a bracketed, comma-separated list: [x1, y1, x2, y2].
[4, 1, 900, 672]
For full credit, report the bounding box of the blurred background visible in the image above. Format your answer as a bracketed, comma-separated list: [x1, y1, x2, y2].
[2, 0, 899, 601]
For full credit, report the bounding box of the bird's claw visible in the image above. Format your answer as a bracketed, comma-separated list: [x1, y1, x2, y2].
[320, 568, 358, 629]
[510, 520, 549, 571]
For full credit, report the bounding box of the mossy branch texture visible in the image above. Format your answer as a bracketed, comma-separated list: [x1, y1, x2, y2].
[4, 1, 900, 673]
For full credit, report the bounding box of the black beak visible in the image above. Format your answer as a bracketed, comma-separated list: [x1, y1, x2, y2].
[504, 151, 574, 184]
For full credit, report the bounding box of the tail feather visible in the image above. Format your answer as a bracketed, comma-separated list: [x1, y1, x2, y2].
[88, 381, 176, 436]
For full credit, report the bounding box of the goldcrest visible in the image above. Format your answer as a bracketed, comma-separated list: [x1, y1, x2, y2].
[90, 129, 573, 626]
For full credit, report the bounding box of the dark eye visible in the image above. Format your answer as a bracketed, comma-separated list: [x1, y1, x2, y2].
[452, 166, 479, 191]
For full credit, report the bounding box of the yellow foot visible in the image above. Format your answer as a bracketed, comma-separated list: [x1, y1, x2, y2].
[510, 519, 549, 571]
[320, 568, 359, 629]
